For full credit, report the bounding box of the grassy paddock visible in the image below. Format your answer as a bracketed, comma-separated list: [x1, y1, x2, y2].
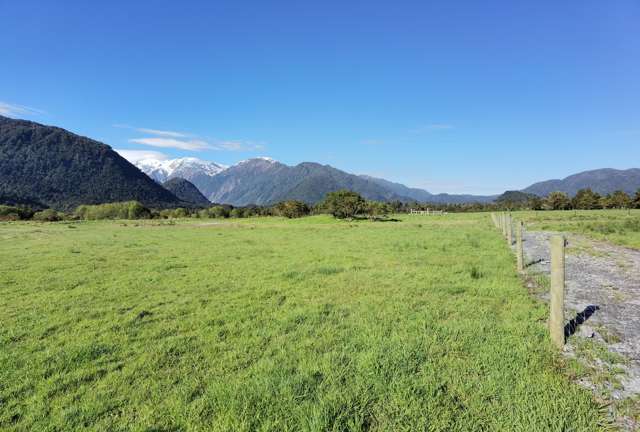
[0, 214, 605, 430]
[514, 209, 640, 249]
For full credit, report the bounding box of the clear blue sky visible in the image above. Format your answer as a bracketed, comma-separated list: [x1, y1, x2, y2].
[1, 1, 638, 194]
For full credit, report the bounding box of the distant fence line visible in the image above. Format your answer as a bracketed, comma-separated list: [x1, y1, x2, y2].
[490, 212, 566, 348]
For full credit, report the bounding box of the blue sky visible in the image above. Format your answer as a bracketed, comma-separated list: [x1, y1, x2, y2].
[1, 1, 638, 194]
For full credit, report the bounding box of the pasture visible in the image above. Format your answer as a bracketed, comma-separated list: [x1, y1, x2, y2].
[0, 214, 606, 431]
[516, 209, 640, 249]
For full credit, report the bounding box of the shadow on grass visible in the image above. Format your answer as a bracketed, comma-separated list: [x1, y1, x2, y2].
[350, 216, 401, 222]
[565, 305, 600, 339]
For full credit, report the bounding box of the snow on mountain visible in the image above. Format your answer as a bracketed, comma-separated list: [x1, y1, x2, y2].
[135, 157, 227, 183]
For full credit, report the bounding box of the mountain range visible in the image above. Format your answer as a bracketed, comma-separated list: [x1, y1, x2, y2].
[1, 115, 639, 210]
[135, 157, 640, 206]
[134, 157, 497, 206]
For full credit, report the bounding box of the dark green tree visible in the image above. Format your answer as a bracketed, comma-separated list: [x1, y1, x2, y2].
[633, 189, 640, 209]
[572, 188, 601, 210]
[545, 191, 571, 210]
[322, 190, 366, 219]
[274, 200, 310, 218]
[365, 201, 391, 220]
[609, 190, 631, 209]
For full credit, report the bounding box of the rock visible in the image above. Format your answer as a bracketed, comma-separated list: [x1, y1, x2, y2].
[577, 325, 595, 338]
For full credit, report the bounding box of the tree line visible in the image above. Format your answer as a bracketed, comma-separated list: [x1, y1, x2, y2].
[498, 189, 640, 211]
[1, 188, 639, 222]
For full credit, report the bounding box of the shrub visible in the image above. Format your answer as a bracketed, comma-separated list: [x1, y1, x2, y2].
[173, 208, 188, 218]
[0, 205, 34, 221]
[274, 200, 310, 218]
[198, 206, 230, 219]
[365, 201, 391, 220]
[230, 208, 245, 218]
[75, 201, 151, 220]
[32, 209, 63, 222]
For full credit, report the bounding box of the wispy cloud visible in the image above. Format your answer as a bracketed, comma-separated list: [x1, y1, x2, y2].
[115, 149, 169, 163]
[0, 101, 45, 118]
[114, 124, 189, 138]
[129, 137, 211, 151]
[117, 124, 265, 152]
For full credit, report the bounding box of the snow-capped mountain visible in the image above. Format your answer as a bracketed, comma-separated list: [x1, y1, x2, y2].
[135, 157, 227, 183]
[133, 156, 494, 206]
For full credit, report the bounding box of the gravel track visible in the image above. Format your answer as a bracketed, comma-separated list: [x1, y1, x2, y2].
[518, 229, 640, 427]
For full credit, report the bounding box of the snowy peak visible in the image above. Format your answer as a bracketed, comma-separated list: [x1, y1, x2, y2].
[135, 157, 227, 183]
[237, 156, 278, 166]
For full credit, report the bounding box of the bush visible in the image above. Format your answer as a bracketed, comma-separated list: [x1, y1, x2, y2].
[159, 208, 189, 219]
[32, 209, 63, 222]
[230, 208, 245, 218]
[322, 190, 366, 219]
[274, 200, 310, 218]
[365, 201, 391, 220]
[75, 201, 151, 220]
[0, 205, 34, 221]
[198, 205, 230, 219]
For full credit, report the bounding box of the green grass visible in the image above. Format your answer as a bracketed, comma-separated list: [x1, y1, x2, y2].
[515, 209, 640, 249]
[0, 214, 607, 431]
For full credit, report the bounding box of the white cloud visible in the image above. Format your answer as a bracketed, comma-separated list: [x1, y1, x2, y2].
[0, 101, 45, 117]
[114, 124, 189, 138]
[118, 124, 266, 152]
[129, 137, 211, 151]
[115, 149, 169, 163]
[135, 128, 189, 138]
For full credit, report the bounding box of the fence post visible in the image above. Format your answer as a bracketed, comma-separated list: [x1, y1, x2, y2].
[550, 235, 565, 348]
[516, 221, 524, 272]
[501, 213, 507, 238]
[506, 213, 513, 245]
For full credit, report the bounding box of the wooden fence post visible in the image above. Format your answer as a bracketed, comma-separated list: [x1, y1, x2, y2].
[501, 213, 507, 238]
[506, 214, 513, 245]
[549, 235, 565, 348]
[516, 221, 524, 272]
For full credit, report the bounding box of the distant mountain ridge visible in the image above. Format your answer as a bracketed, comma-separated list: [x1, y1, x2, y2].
[4, 116, 638, 210]
[0, 116, 185, 210]
[135, 157, 496, 206]
[522, 168, 640, 197]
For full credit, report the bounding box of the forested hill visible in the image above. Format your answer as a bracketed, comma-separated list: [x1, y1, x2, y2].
[162, 178, 210, 206]
[523, 168, 640, 197]
[0, 116, 184, 210]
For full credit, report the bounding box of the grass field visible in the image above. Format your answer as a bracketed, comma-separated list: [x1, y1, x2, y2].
[515, 209, 640, 249]
[0, 214, 607, 431]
